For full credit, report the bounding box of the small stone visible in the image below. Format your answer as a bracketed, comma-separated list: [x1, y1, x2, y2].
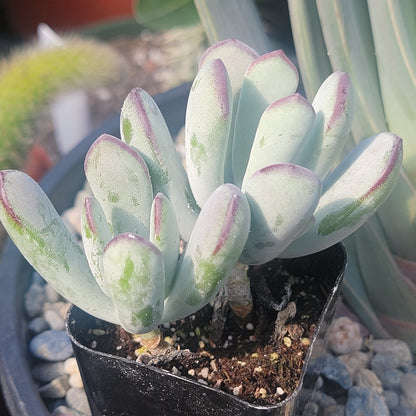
[38, 375, 69, 399]
[338, 351, 370, 378]
[391, 404, 416, 416]
[372, 339, 413, 368]
[32, 362, 66, 383]
[275, 387, 284, 396]
[66, 387, 91, 415]
[283, 337, 292, 347]
[27, 317, 50, 336]
[312, 390, 337, 408]
[400, 373, 416, 408]
[246, 323, 254, 331]
[322, 405, 345, 416]
[327, 317, 362, 355]
[24, 282, 45, 318]
[383, 390, 399, 408]
[378, 368, 402, 390]
[64, 358, 83, 389]
[371, 352, 400, 375]
[307, 353, 353, 390]
[29, 330, 73, 361]
[44, 309, 65, 331]
[345, 386, 389, 416]
[354, 368, 383, 394]
[51, 405, 81, 416]
[301, 401, 319, 416]
[198, 367, 209, 379]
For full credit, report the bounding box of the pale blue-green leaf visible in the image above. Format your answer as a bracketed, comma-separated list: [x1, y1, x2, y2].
[354, 221, 416, 349]
[185, 58, 232, 206]
[342, 235, 391, 338]
[287, 0, 332, 100]
[198, 38, 258, 183]
[241, 164, 321, 265]
[162, 183, 250, 323]
[367, 0, 416, 184]
[376, 172, 416, 261]
[102, 233, 164, 334]
[281, 133, 403, 257]
[84, 134, 153, 238]
[295, 72, 353, 179]
[81, 196, 112, 296]
[149, 193, 180, 297]
[0, 170, 116, 323]
[120, 88, 198, 240]
[315, 0, 386, 142]
[232, 50, 299, 186]
[242, 93, 315, 183]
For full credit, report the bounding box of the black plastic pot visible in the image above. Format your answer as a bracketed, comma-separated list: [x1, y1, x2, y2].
[0, 83, 191, 416]
[67, 243, 346, 416]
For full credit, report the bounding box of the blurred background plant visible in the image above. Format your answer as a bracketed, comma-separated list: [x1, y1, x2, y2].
[191, 0, 416, 352]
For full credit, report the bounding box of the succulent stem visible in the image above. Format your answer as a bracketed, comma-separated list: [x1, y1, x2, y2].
[225, 262, 253, 318]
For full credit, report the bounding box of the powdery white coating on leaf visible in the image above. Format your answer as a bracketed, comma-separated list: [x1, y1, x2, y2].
[281, 133, 403, 257]
[185, 59, 232, 207]
[149, 193, 180, 297]
[241, 163, 321, 264]
[0, 170, 117, 322]
[242, 93, 316, 184]
[232, 49, 299, 186]
[102, 232, 164, 333]
[81, 196, 112, 296]
[162, 184, 250, 323]
[84, 134, 153, 238]
[295, 72, 354, 179]
[120, 88, 199, 240]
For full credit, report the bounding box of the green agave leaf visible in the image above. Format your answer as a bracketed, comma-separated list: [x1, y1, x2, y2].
[198, 38, 258, 183]
[102, 233, 164, 334]
[354, 221, 416, 348]
[149, 193, 180, 297]
[242, 93, 315, 183]
[367, 0, 416, 184]
[281, 132, 403, 257]
[287, 0, 332, 99]
[296, 72, 354, 179]
[232, 50, 299, 186]
[81, 196, 112, 296]
[162, 183, 250, 322]
[241, 163, 321, 265]
[85, 134, 153, 238]
[0, 170, 116, 322]
[185, 58, 232, 206]
[120, 88, 198, 240]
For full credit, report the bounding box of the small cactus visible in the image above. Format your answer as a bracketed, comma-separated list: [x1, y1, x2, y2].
[0, 39, 402, 336]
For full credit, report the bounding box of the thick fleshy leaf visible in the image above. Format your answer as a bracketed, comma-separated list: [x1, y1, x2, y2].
[185, 59, 232, 206]
[241, 164, 321, 264]
[242, 94, 315, 184]
[367, 0, 416, 184]
[198, 38, 259, 183]
[162, 184, 250, 322]
[354, 221, 416, 351]
[0, 170, 116, 322]
[120, 88, 198, 240]
[102, 233, 164, 334]
[232, 50, 299, 186]
[84, 134, 153, 238]
[81, 196, 112, 295]
[295, 72, 354, 179]
[281, 132, 403, 257]
[149, 193, 179, 297]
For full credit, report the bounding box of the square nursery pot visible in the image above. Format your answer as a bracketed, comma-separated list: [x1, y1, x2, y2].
[67, 242, 346, 416]
[0, 83, 190, 416]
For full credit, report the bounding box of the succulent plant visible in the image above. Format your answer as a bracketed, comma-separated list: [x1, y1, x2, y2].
[0, 39, 402, 339]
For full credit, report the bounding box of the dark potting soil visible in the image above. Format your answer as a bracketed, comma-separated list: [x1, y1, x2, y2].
[82, 259, 328, 406]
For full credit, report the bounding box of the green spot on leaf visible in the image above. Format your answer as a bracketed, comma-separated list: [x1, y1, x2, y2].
[190, 134, 207, 175]
[122, 117, 133, 144]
